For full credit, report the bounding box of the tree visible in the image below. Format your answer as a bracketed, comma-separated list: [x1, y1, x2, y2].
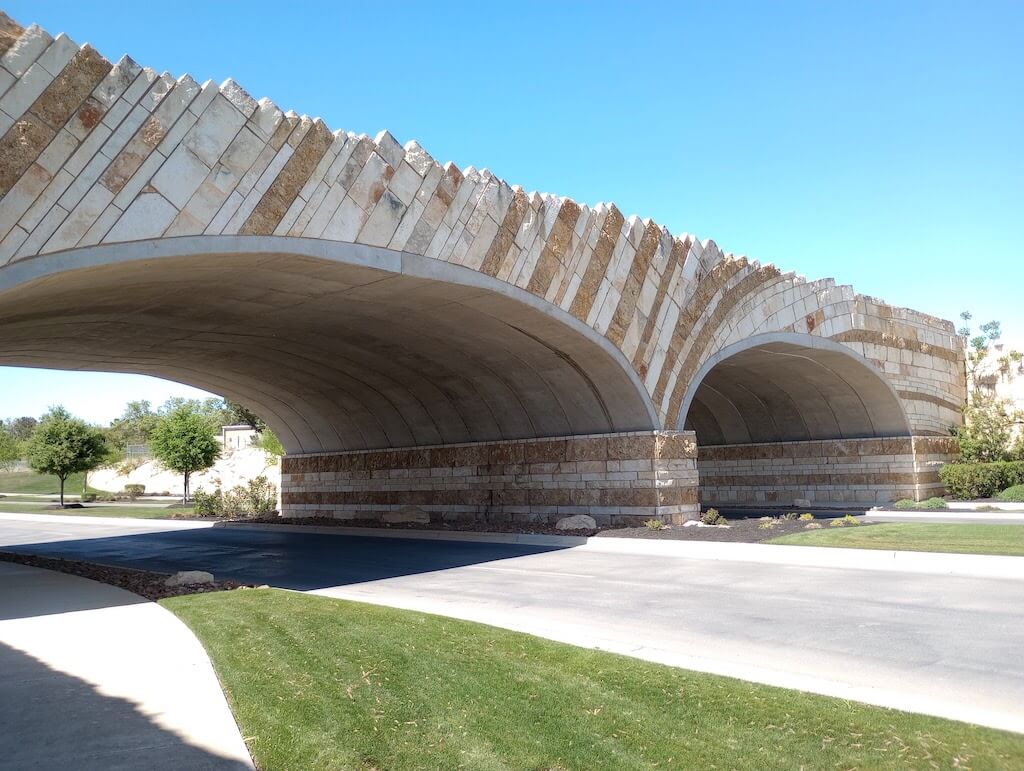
[225, 399, 268, 433]
[5, 416, 37, 440]
[107, 400, 161, 449]
[0, 424, 19, 471]
[958, 311, 1022, 394]
[26, 406, 108, 507]
[150, 404, 221, 502]
[952, 396, 1021, 463]
[255, 428, 284, 457]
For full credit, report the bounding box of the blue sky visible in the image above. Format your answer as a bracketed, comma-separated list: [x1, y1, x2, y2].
[2, 1, 1021, 423]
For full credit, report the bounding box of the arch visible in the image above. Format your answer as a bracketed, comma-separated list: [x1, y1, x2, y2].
[0, 236, 659, 454]
[678, 332, 912, 443]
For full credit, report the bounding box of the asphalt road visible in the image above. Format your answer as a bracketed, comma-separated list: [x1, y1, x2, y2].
[1, 515, 1022, 732]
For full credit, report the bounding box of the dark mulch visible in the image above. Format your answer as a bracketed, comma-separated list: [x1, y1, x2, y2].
[0, 550, 259, 601]
[598, 516, 858, 542]
[239, 515, 601, 537]
[227, 513, 872, 543]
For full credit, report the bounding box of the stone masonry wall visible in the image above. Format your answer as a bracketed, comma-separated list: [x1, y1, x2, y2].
[697, 436, 959, 506]
[282, 431, 699, 526]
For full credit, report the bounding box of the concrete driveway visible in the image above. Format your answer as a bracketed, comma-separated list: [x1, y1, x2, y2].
[1, 513, 1022, 733]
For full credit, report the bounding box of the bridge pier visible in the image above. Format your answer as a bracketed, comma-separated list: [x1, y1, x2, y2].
[281, 431, 699, 527]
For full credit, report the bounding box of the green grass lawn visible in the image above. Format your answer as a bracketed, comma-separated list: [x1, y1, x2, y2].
[163, 589, 1024, 771]
[769, 522, 1024, 556]
[0, 469, 103, 495]
[0, 502, 176, 518]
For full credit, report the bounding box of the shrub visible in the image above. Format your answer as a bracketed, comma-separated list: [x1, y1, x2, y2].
[894, 499, 917, 510]
[921, 497, 949, 510]
[80, 492, 97, 503]
[96, 492, 117, 502]
[123, 483, 145, 500]
[799, 512, 814, 521]
[643, 518, 665, 530]
[829, 518, 846, 527]
[758, 518, 779, 529]
[996, 484, 1024, 503]
[117, 459, 145, 476]
[939, 461, 1024, 499]
[192, 487, 223, 517]
[841, 514, 860, 526]
[781, 512, 798, 521]
[700, 508, 727, 526]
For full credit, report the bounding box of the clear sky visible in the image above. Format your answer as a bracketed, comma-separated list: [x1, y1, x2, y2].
[1, 0, 1021, 424]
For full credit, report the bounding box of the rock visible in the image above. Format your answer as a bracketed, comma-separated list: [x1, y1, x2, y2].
[804, 522, 823, 529]
[164, 570, 214, 587]
[555, 514, 597, 530]
[382, 506, 430, 525]
[794, 498, 811, 508]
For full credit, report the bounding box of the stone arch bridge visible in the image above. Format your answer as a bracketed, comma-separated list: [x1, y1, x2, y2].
[0, 13, 964, 525]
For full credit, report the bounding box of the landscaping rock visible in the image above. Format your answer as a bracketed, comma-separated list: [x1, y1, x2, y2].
[556, 514, 597, 530]
[382, 506, 430, 525]
[164, 570, 215, 587]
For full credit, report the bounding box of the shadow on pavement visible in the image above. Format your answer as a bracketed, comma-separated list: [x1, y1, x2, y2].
[0, 640, 250, 770]
[3, 527, 569, 591]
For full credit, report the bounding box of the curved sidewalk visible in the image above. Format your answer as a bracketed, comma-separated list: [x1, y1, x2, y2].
[0, 562, 253, 770]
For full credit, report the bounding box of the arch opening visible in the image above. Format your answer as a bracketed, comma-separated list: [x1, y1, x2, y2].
[0, 237, 658, 455]
[679, 333, 921, 507]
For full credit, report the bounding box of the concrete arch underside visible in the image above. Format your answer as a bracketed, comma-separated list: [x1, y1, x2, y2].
[0, 237, 658, 454]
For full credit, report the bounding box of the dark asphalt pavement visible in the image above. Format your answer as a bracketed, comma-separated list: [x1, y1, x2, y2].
[4, 525, 565, 590]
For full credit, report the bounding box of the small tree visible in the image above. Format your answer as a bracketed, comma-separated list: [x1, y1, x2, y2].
[953, 396, 1021, 462]
[26, 406, 108, 507]
[150, 405, 221, 502]
[0, 424, 20, 471]
[958, 312, 1022, 394]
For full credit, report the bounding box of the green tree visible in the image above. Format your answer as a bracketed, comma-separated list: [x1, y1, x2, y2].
[953, 396, 1021, 463]
[5, 416, 37, 440]
[150, 404, 221, 502]
[225, 399, 268, 433]
[26, 406, 108, 507]
[0, 424, 20, 471]
[256, 428, 285, 457]
[107, 400, 161, 449]
[958, 312, 1022, 394]
[160, 397, 232, 429]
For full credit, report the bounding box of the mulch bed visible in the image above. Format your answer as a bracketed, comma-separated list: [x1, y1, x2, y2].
[0, 550, 260, 601]
[230, 513, 871, 543]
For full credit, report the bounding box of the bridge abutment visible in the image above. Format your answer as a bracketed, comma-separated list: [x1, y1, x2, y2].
[281, 431, 699, 527]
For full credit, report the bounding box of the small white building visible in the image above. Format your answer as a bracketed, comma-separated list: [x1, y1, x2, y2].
[220, 424, 258, 451]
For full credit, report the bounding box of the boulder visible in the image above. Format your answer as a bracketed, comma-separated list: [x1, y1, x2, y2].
[382, 506, 430, 525]
[555, 514, 597, 530]
[164, 570, 214, 587]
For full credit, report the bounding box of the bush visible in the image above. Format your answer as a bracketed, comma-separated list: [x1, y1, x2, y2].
[700, 508, 727, 526]
[781, 512, 798, 521]
[799, 512, 814, 521]
[939, 460, 1024, 499]
[192, 487, 223, 517]
[193, 476, 278, 519]
[123, 483, 145, 500]
[921, 497, 949, 510]
[758, 518, 779, 530]
[829, 518, 847, 527]
[643, 518, 665, 530]
[80, 492, 97, 503]
[996, 485, 1024, 503]
[96, 492, 117, 502]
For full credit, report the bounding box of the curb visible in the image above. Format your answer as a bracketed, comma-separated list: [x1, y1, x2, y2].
[867, 510, 1024, 522]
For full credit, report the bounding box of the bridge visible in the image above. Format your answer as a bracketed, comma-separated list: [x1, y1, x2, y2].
[0, 13, 964, 526]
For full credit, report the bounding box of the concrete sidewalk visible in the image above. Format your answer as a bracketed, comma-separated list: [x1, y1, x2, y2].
[0, 562, 253, 770]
